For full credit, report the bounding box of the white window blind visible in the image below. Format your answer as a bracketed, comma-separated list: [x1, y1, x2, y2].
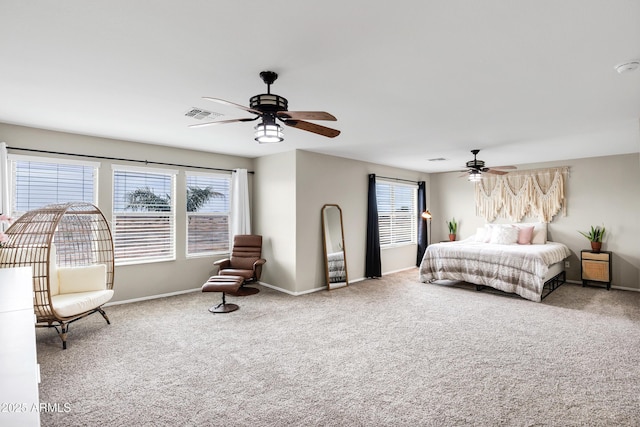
[113, 166, 176, 264]
[376, 180, 417, 247]
[185, 172, 230, 256]
[9, 155, 97, 217]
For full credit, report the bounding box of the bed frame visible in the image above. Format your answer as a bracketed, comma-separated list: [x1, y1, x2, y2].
[474, 266, 567, 300]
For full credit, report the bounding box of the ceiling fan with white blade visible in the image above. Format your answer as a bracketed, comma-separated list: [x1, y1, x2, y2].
[190, 71, 340, 143]
[460, 149, 516, 182]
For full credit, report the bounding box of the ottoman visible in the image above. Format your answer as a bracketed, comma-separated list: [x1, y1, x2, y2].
[201, 275, 244, 313]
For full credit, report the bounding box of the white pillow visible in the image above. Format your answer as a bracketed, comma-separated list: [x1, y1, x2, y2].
[58, 264, 107, 294]
[481, 224, 496, 243]
[474, 227, 488, 242]
[489, 225, 519, 245]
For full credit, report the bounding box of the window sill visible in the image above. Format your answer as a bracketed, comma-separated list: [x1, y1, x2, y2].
[380, 243, 417, 250]
[115, 257, 176, 267]
[186, 252, 230, 260]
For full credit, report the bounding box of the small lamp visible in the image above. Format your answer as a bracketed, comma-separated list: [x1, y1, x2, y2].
[421, 210, 432, 245]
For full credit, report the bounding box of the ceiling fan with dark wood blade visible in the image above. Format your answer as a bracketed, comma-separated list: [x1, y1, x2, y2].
[460, 149, 516, 181]
[190, 71, 340, 143]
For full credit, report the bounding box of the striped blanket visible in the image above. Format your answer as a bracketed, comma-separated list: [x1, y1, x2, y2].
[419, 240, 570, 302]
[327, 251, 346, 283]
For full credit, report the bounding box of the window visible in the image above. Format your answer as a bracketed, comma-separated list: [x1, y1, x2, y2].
[7, 155, 99, 264]
[186, 172, 230, 256]
[376, 180, 417, 247]
[9, 155, 98, 217]
[112, 166, 176, 264]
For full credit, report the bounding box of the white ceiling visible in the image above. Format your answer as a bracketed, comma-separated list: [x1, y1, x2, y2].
[1, 1, 639, 173]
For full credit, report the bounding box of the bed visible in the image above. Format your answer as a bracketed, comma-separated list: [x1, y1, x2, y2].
[419, 223, 571, 302]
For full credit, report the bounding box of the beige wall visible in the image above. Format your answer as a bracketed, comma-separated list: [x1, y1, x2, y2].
[0, 123, 254, 302]
[253, 151, 297, 291]
[5, 122, 637, 298]
[430, 153, 640, 290]
[273, 150, 429, 294]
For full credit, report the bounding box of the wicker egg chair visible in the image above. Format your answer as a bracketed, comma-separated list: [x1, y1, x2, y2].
[0, 202, 115, 349]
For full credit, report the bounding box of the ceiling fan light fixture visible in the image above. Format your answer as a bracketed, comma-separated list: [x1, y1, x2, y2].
[254, 121, 284, 143]
[468, 171, 482, 182]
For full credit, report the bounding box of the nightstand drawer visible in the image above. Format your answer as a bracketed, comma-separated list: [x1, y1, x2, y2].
[582, 260, 610, 282]
[582, 252, 610, 262]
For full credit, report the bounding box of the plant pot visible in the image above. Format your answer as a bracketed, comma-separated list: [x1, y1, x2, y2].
[449, 234, 456, 241]
[590, 241, 602, 253]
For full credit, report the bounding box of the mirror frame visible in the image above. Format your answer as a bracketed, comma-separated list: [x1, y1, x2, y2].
[321, 204, 348, 290]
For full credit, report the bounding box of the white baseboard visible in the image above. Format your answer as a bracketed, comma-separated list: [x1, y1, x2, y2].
[105, 288, 201, 306]
[107, 268, 639, 306]
[259, 267, 413, 296]
[259, 281, 325, 296]
[565, 279, 638, 292]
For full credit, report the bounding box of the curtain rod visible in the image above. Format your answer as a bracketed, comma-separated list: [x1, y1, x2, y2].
[376, 175, 422, 185]
[7, 147, 255, 174]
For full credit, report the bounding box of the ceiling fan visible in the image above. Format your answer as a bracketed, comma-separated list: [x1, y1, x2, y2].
[461, 149, 516, 182]
[190, 71, 340, 143]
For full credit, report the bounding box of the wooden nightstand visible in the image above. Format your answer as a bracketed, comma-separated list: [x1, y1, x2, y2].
[581, 250, 612, 290]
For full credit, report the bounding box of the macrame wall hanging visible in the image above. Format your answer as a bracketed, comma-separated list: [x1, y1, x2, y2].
[475, 167, 569, 223]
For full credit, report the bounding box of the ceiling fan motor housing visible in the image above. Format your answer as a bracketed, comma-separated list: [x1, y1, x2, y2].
[466, 159, 485, 169]
[250, 93, 288, 113]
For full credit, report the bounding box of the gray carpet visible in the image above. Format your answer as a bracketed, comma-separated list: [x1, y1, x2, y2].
[36, 269, 640, 426]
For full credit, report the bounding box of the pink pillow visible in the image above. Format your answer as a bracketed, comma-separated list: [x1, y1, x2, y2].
[517, 226, 534, 245]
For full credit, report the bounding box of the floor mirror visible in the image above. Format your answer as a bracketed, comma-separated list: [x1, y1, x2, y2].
[321, 204, 348, 290]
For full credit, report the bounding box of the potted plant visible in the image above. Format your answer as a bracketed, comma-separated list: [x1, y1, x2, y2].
[579, 225, 606, 253]
[446, 218, 458, 241]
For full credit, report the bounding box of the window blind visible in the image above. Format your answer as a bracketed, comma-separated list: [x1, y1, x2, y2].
[113, 167, 176, 264]
[376, 180, 417, 246]
[10, 156, 97, 216]
[185, 172, 230, 256]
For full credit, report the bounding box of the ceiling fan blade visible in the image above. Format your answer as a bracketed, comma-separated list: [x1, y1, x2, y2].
[202, 97, 262, 115]
[277, 111, 337, 121]
[282, 120, 341, 138]
[491, 165, 517, 170]
[189, 117, 258, 128]
[485, 169, 508, 175]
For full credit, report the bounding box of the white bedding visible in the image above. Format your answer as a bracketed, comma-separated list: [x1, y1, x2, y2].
[419, 240, 571, 302]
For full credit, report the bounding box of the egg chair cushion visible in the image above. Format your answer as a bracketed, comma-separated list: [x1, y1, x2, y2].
[51, 289, 114, 318]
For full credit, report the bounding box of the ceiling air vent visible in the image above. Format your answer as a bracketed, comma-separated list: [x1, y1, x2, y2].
[184, 108, 223, 120]
[427, 157, 447, 162]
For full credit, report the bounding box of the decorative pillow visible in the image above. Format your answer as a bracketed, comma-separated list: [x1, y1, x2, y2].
[518, 222, 547, 244]
[489, 225, 519, 245]
[475, 227, 488, 242]
[58, 264, 107, 294]
[516, 225, 535, 245]
[481, 224, 496, 243]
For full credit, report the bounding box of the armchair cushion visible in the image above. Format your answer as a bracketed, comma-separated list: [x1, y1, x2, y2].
[220, 268, 255, 280]
[58, 264, 107, 294]
[51, 289, 114, 318]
